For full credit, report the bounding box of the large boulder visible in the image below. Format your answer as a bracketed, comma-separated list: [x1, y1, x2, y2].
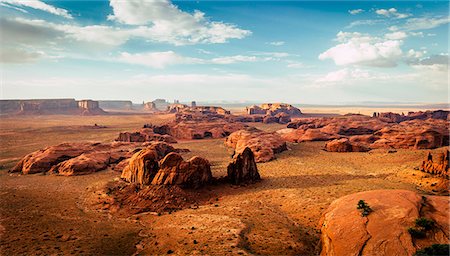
[227, 147, 260, 185]
[151, 153, 212, 188]
[225, 129, 288, 162]
[48, 152, 119, 176]
[325, 138, 370, 152]
[120, 143, 175, 185]
[320, 190, 449, 256]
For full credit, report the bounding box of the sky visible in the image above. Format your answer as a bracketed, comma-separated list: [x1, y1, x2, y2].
[0, 0, 448, 104]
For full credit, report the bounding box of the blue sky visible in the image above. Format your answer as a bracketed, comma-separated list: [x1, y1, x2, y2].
[0, 0, 448, 104]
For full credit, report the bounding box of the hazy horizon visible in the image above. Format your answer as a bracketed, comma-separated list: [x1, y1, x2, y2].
[1, 0, 449, 103]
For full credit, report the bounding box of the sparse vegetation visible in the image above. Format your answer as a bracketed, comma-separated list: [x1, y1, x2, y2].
[408, 227, 426, 238]
[414, 244, 450, 256]
[408, 217, 436, 239]
[356, 200, 372, 217]
[415, 217, 435, 230]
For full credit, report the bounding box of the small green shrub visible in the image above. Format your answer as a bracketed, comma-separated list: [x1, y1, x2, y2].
[415, 217, 435, 230]
[408, 227, 426, 238]
[414, 244, 450, 256]
[356, 200, 372, 217]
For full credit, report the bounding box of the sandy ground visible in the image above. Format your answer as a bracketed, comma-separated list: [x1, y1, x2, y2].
[0, 114, 446, 255]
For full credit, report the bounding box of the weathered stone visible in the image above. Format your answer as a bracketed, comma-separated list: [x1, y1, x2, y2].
[227, 147, 260, 185]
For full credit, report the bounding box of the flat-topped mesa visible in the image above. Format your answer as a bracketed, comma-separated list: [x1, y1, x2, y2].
[0, 98, 106, 115]
[420, 150, 449, 178]
[246, 103, 302, 116]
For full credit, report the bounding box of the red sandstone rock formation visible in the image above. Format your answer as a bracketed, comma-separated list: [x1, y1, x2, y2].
[120, 143, 176, 185]
[0, 99, 107, 115]
[324, 138, 370, 152]
[227, 147, 260, 184]
[320, 190, 449, 256]
[225, 128, 288, 162]
[282, 115, 448, 150]
[116, 128, 177, 143]
[246, 103, 302, 116]
[170, 121, 246, 140]
[374, 110, 449, 123]
[151, 153, 212, 188]
[371, 119, 449, 149]
[420, 151, 449, 178]
[10, 142, 137, 175]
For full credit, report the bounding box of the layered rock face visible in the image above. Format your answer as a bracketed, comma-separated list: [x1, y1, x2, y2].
[246, 103, 302, 116]
[320, 190, 449, 256]
[0, 99, 106, 115]
[152, 153, 212, 188]
[282, 115, 449, 150]
[227, 147, 260, 184]
[225, 128, 288, 162]
[420, 151, 449, 178]
[116, 128, 177, 143]
[10, 142, 137, 175]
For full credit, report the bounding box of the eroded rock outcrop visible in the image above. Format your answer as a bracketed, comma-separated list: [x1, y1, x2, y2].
[320, 190, 449, 256]
[324, 138, 370, 152]
[246, 103, 302, 116]
[11, 142, 138, 175]
[226, 129, 288, 162]
[151, 153, 212, 188]
[170, 121, 246, 140]
[374, 110, 449, 123]
[0, 99, 106, 115]
[121, 143, 176, 185]
[420, 151, 449, 178]
[116, 128, 177, 143]
[227, 147, 260, 184]
[371, 119, 449, 149]
[282, 115, 449, 150]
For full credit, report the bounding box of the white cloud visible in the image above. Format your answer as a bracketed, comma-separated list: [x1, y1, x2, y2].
[384, 31, 407, 40]
[114, 51, 276, 68]
[117, 51, 202, 68]
[401, 16, 450, 31]
[267, 41, 285, 46]
[0, 47, 43, 63]
[375, 8, 410, 19]
[0, 0, 72, 19]
[406, 49, 426, 59]
[107, 0, 251, 45]
[346, 19, 384, 28]
[319, 31, 403, 67]
[315, 68, 371, 83]
[210, 55, 259, 64]
[0, 2, 28, 13]
[349, 9, 364, 15]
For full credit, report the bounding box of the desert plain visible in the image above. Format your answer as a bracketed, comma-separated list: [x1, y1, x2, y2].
[0, 105, 448, 255]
